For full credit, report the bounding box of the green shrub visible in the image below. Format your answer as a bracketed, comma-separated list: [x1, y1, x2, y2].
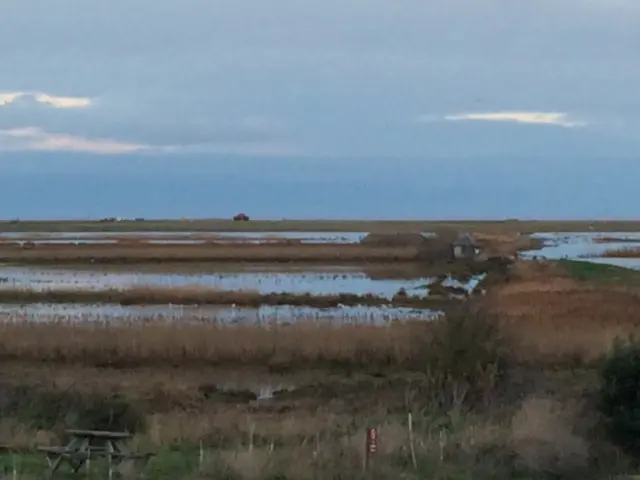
[598, 336, 640, 456]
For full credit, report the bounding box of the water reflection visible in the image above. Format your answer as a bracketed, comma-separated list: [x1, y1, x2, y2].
[521, 232, 640, 270]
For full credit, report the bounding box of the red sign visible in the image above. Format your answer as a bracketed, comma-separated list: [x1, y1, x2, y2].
[366, 427, 377, 455]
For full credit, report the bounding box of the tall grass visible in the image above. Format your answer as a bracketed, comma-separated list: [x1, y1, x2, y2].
[0, 318, 431, 368]
[0, 305, 506, 378]
[485, 261, 640, 365]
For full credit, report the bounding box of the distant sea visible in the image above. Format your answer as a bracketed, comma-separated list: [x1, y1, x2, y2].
[0, 153, 638, 220]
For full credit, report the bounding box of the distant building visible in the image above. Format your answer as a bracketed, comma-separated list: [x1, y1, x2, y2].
[233, 213, 250, 221]
[452, 233, 482, 260]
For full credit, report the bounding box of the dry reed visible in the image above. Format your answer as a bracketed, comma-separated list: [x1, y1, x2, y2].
[0, 318, 431, 368]
[593, 236, 640, 244]
[485, 261, 640, 365]
[601, 247, 640, 258]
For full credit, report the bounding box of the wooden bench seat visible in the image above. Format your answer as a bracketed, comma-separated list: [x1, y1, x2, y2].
[37, 446, 154, 459]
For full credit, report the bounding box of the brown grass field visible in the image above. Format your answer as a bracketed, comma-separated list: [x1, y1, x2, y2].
[482, 260, 640, 365]
[3, 217, 640, 233]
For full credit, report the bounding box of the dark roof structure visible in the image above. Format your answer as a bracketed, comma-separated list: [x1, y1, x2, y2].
[452, 233, 480, 248]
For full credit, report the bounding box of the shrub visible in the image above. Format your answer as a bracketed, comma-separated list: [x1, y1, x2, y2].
[425, 304, 510, 409]
[598, 335, 640, 456]
[0, 383, 145, 433]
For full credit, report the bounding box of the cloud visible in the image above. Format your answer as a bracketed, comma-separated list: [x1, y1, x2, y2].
[1, 0, 639, 157]
[0, 127, 147, 154]
[418, 111, 587, 128]
[0, 92, 21, 106]
[0, 89, 294, 154]
[0, 91, 91, 108]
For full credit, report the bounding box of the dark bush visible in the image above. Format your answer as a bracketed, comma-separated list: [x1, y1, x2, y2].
[0, 383, 145, 433]
[72, 393, 145, 433]
[598, 336, 640, 456]
[425, 304, 510, 409]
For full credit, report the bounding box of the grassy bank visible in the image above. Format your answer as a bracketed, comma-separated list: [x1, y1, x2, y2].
[0, 391, 608, 479]
[557, 259, 640, 286]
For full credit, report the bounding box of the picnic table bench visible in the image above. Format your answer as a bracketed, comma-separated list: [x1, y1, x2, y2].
[37, 429, 154, 475]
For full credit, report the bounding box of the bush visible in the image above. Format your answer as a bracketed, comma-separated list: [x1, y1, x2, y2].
[425, 305, 510, 409]
[598, 336, 640, 456]
[0, 383, 145, 433]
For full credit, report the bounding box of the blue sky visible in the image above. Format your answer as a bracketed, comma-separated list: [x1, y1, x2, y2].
[1, 0, 639, 158]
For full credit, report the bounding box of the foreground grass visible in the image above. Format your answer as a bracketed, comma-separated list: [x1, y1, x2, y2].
[0, 402, 594, 480]
[0, 314, 634, 478]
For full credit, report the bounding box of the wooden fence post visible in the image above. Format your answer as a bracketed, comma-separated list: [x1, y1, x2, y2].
[439, 428, 446, 462]
[249, 423, 255, 453]
[408, 412, 418, 470]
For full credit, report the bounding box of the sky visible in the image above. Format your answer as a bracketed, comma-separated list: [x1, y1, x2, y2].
[1, 0, 639, 218]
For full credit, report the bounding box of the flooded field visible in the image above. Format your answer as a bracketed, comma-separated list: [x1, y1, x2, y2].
[0, 302, 441, 325]
[0, 231, 369, 244]
[0, 264, 440, 298]
[521, 232, 640, 269]
[0, 228, 526, 324]
[0, 230, 442, 246]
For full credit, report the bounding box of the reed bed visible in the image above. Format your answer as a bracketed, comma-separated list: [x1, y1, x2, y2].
[0, 285, 450, 308]
[601, 247, 640, 258]
[0, 318, 431, 368]
[592, 236, 640, 244]
[484, 261, 640, 364]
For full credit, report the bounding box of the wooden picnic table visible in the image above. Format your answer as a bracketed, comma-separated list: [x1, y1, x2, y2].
[37, 429, 153, 475]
